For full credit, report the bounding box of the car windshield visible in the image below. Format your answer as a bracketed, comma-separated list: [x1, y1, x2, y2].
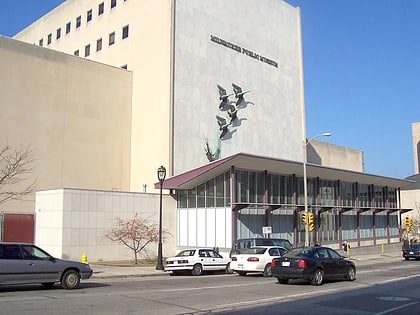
[408, 245, 420, 250]
[240, 247, 267, 255]
[270, 240, 292, 249]
[176, 250, 195, 257]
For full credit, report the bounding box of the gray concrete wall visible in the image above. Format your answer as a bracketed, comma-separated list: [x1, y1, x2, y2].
[309, 139, 364, 172]
[173, 0, 305, 174]
[35, 188, 177, 261]
[346, 242, 403, 257]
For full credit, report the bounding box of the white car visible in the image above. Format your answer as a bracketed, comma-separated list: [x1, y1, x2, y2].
[165, 248, 232, 276]
[230, 246, 287, 277]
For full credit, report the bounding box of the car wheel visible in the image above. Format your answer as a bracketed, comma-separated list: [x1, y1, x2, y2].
[192, 263, 203, 276]
[311, 269, 323, 286]
[277, 277, 289, 284]
[61, 270, 80, 290]
[263, 263, 272, 277]
[346, 266, 356, 281]
[236, 271, 247, 276]
[225, 263, 233, 274]
[41, 282, 55, 288]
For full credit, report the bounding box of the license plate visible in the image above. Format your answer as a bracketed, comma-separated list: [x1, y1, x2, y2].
[238, 264, 243, 269]
[282, 261, 290, 267]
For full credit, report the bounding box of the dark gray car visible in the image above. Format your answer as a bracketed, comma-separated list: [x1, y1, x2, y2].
[0, 242, 93, 289]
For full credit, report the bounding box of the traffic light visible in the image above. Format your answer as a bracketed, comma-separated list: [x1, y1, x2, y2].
[406, 216, 413, 233]
[308, 212, 315, 232]
[301, 212, 307, 225]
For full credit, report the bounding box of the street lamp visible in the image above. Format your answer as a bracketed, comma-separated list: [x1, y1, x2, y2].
[156, 165, 166, 270]
[303, 132, 331, 246]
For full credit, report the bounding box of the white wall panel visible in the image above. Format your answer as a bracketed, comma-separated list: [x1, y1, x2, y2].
[178, 209, 188, 246]
[206, 208, 216, 247]
[188, 210, 197, 247]
[196, 209, 206, 246]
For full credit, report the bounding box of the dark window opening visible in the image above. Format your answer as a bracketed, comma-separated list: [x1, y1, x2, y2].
[96, 38, 102, 51]
[85, 44, 90, 57]
[122, 25, 129, 39]
[109, 32, 115, 45]
[98, 2, 104, 15]
[87, 9, 92, 22]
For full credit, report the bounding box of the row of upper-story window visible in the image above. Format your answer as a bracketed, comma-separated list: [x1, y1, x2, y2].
[38, 0, 128, 47]
[73, 25, 129, 58]
[177, 170, 400, 209]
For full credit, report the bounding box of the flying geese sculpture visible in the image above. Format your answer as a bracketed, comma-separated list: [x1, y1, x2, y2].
[217, 84, 233, 109]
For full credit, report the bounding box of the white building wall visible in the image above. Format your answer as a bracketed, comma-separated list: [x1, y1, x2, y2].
[36, 189, 177, 262]
[173, 0, 304, 174]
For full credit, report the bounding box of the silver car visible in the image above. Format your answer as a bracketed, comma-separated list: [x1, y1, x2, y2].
[0, 242, 93, 289]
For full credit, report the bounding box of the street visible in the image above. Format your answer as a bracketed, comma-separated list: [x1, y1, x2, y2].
[1, 259, 420, 315]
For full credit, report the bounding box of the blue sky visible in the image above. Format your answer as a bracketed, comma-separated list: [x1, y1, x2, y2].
[1, 0, 418, 179]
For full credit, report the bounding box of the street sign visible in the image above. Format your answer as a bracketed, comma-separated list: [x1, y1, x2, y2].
[262, 226, 272, 234]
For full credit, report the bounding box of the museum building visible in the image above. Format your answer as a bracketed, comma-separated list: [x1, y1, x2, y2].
[0, 0, 413, 261]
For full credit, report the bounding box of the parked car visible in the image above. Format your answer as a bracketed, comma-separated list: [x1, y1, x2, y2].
[230, 238, 293, 256]
[271, 246, 356, 286]
[165, 248, 232, 276]
[402, 244, 420, 260]
[0, 242, 93, 289]
[230, 246, 288, 277]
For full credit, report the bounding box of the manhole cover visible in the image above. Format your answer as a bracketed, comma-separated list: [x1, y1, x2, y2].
[377, 296, 411, 302]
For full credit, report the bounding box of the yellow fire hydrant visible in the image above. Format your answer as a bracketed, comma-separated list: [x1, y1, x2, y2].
[81, 253, 88, 264]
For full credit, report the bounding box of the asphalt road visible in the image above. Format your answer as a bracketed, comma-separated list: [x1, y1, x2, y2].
[1, 259, 419, 315]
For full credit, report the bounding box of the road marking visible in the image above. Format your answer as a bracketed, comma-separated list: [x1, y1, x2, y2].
[160, 280, 269, 292]
[374, 301, 419, 315]
[214, 288, 340, 310]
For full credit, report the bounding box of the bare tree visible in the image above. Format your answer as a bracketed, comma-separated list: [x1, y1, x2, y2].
[105, 213, 169, 264]
[0, 145, 36, 205]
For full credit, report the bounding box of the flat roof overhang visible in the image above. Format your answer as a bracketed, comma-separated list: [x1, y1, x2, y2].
[155, 152, 414, 190]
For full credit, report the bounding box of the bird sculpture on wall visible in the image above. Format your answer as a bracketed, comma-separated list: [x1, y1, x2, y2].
[217, 84, 233, 109]
[232, 83, 250, 105]
[204, 138, 221, 162]
[216, 115, 231, 139]
[226, 103, 240, 124]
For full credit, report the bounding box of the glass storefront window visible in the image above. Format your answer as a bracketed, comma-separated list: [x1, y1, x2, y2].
[188, 188, 197, 208]
[197, 183, 205, 208]
[206, 179, 215, 207]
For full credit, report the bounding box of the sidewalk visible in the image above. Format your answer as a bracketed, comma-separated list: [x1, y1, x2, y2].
[90, 251, 404, 280]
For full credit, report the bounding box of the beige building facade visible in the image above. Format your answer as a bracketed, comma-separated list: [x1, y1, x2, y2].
[0, 37, 132, 213]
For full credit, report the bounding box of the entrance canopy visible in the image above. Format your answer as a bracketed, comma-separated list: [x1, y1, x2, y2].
[156, 153, 414, 190]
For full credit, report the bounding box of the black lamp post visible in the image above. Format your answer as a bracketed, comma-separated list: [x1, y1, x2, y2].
[156, 165, 166, 270]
